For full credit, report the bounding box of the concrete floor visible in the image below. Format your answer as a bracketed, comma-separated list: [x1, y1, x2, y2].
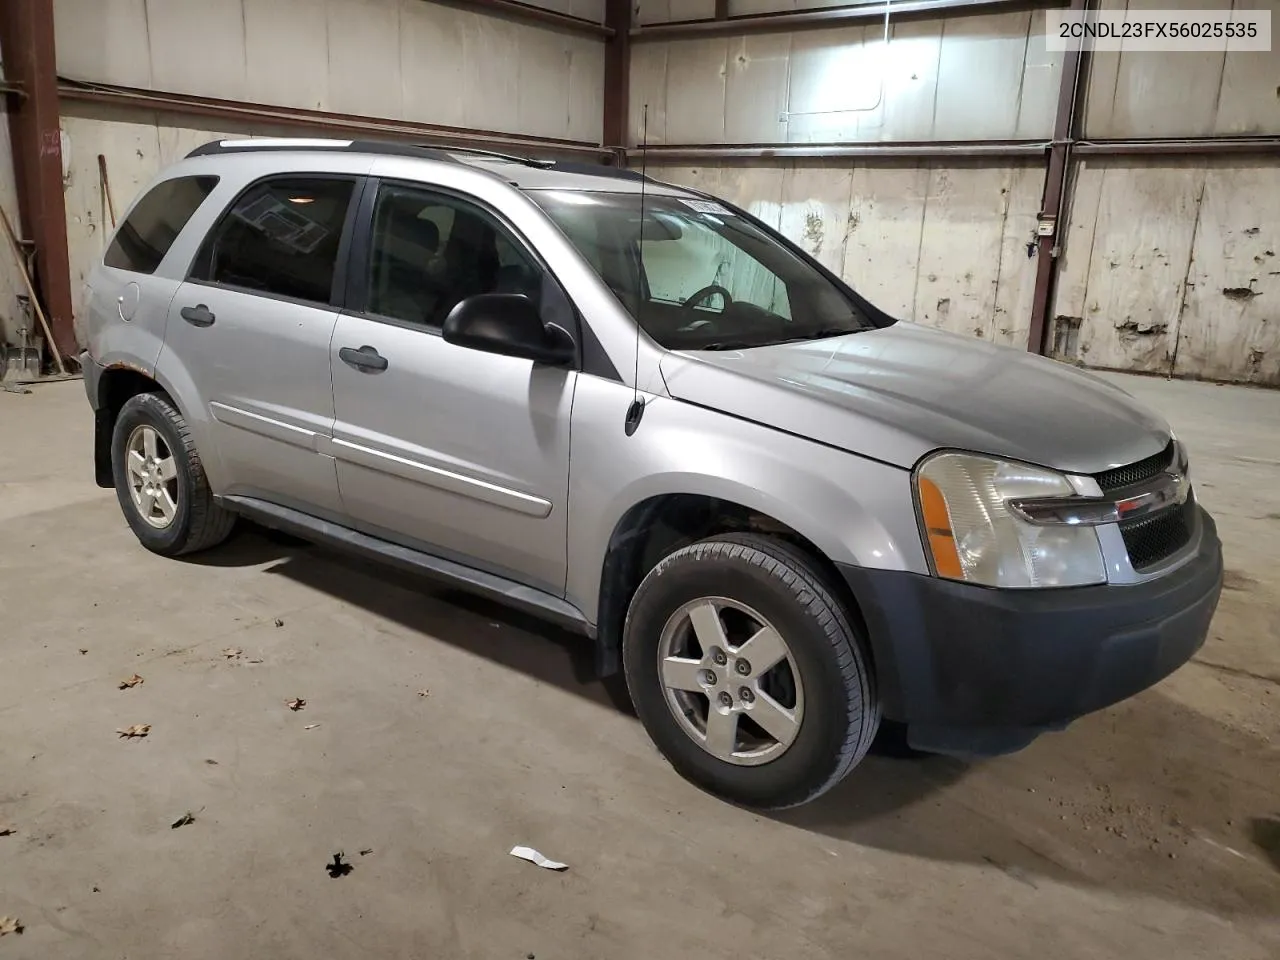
[0, 374, 1277, 959]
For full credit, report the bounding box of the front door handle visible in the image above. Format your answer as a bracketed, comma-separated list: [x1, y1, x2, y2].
[339, 345, 388, 373]
[180, 304, 215, 327]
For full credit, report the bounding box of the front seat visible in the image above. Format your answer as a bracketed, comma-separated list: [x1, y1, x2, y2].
[440, 212, 500, 318]
[370, 201, 442, 325]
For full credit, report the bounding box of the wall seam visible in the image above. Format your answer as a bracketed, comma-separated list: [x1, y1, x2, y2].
[1168, 170, 1208, 377]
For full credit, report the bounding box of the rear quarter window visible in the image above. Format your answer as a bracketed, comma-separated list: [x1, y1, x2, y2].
[104, 175, 219, 274]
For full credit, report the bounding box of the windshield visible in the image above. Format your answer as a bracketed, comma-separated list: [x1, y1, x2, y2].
[530, 189, 886, 351]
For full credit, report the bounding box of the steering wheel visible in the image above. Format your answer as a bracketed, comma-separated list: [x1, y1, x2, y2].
[681, 284, 733, 312]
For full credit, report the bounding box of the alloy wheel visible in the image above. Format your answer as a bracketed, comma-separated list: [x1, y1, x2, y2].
[656, 597, 804, 766]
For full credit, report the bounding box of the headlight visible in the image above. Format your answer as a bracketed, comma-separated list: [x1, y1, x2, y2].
[914, 451, 1106, 588]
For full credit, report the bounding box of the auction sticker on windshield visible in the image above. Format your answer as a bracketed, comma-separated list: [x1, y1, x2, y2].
[679, 198, 735, 216]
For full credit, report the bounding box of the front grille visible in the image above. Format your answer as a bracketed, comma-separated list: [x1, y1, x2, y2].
[1119, 496, 1196, 570]
[1095, 441, 1176, 492]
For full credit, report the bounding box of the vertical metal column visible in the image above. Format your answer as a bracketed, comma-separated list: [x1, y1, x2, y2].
[603, 0, 633, 154]
[0, 0, 76, 363]
[1026, 0, 1088, 355]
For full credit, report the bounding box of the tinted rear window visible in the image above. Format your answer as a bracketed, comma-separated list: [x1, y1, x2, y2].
[104, 175, 219, 274]
[190, 177, 355, 305]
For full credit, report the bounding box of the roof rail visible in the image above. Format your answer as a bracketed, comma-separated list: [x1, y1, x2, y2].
[436, 146, 555, 168]
[544, 161, 656, 183]
[185, 137, 454, 161]
[183, 138, 662, 185]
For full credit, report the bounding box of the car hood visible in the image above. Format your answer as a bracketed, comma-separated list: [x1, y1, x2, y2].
[659, 322, 1171, 474]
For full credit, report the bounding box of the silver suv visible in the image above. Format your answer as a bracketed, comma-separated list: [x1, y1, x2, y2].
[79, 139, 1224, 809]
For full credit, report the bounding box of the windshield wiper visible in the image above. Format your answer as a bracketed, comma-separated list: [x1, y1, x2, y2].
[699, 340, 760, 351]
[781, 324, 862, 344]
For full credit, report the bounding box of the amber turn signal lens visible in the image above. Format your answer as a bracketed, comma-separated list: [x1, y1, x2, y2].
[918, 476, 963, 579]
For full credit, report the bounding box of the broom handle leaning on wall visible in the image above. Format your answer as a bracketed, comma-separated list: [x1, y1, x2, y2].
[0, 203, 68, 376]
[98, 154, 117, 228]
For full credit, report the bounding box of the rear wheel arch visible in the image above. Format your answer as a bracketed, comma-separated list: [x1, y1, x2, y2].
[95, 367, 168, 487]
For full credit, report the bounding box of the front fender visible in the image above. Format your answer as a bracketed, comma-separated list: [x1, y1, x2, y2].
[565, 376, 928, 622]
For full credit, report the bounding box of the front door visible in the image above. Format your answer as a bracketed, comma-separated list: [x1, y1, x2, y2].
[157, 174, 359, 517]
[329, 181, 576, 596]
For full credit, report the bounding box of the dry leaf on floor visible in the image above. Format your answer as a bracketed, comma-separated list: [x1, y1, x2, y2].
[170, 811, 196, 829]
[79, 648, 88, 655]
[0, 916, 23, 936]
[417, 689, 430, 698]
[247, 658, 264, 664]
[222, 647, 242, 659]
[286, 698, 306, 712]
[274, 618, 284, 627]
[0, 822, 13, 836]
[204, 759, 219, 765]
[118, 674, 144, 690]
[326, 851, 353, 878]
[359, 848, 373, 856]
[116, 724, 151, 739]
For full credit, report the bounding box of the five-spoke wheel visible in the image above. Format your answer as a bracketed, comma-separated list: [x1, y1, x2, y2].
[111, 391, 235, 556]
[124, 424, 180, 528]
[624, 533, 879, 809]
[658, 597, 804, 765]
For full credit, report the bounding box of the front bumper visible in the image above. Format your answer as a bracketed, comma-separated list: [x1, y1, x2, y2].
[839, 508, 1223, 757]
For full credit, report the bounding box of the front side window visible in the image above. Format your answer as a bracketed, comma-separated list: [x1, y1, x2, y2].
[104, 175, 218, 274]
[191, 177, 355, 305]
[531, 190, 878, 351]
[365, 183, 542, 328]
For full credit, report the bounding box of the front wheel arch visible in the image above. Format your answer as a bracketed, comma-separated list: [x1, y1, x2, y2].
[594, 493, 874, 681]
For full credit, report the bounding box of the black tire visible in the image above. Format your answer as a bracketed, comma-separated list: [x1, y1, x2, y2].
[111, 392, 235, 556]
[623, 533, 879, 809]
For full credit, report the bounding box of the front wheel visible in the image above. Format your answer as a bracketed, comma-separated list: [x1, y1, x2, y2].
[111, 392, 235, 556]
[623, 533, 879, 809]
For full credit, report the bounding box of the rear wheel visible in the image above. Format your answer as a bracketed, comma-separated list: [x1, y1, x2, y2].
[111, 392, 235, 556]
[623, 533, 878, 809]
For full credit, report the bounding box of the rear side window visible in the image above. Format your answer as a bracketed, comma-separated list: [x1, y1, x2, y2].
[190, 177, 355, 305]
[103, 175, 218, 274]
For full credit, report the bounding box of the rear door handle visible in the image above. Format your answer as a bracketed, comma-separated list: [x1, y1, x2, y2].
[339, 345, 388, 373]
[180, 304, 215, 327]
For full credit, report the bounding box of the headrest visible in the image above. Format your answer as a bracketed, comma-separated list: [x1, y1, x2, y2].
[382, 201, 440, 254]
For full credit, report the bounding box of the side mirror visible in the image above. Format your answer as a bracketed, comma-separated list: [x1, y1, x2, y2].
[442, 293, 575, 366]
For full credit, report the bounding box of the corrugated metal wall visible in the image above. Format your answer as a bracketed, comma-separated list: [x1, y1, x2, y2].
[635, 0, 1280, 385]
[631, 7, 1062, 143]
[1051, 157, 1280, 383]
[53, 0, 605, 141]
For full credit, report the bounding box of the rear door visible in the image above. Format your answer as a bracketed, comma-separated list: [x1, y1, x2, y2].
[328, 179, 577, 595]
[157, 174, 360, 518]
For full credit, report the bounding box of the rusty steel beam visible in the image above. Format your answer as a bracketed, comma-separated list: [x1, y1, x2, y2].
[0, 0, 77, 362]
[603, 0, 632, 151]
[58, 80, 612, 160]
[632, 0, 1065, 40]
[626, 140, 1050, 162]
[1026, 0, 1088, 357]
[427, 0, 612, 38]
[1073, 138, 1280, 156]
[624, 135, 1280, 164]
